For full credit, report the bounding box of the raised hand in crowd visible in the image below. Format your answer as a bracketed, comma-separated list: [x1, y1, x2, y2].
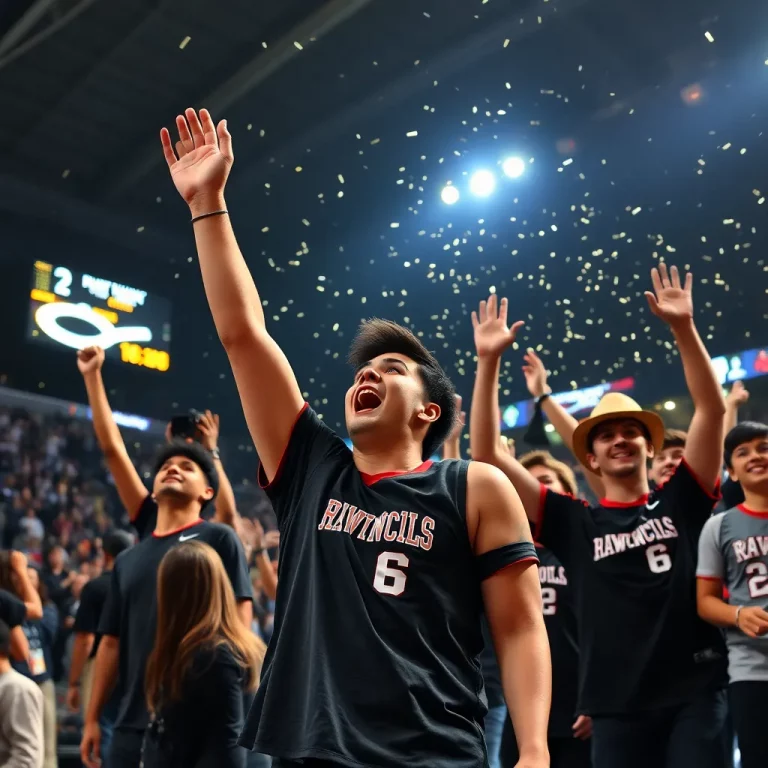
[196, 409, 220, 452]
[724, 380, 750, 435]
[522, 350, 551, 400]
[76, 345, 105, 376]
[471, 294, 525, 359]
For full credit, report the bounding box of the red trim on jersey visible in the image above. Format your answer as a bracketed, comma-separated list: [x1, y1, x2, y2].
[258, 402, 310, 490]
[360, 460, 433, 487]
[680, 457, 722, 500]
[695, 575, 723, 582]
[152, 517, 204, 539]
[737, 503, 768, 518]
[533, 483, 548, 543]
[600, 494, 649, 508]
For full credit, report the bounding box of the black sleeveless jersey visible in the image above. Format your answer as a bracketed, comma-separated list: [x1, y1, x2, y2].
[536, 545, 579, 737]
[239, 405, 533, 767]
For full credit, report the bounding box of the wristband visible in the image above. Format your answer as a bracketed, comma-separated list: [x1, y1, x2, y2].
[735, 605, 743, 628]
[537, 392, 551, 405]
[191, 210, 228, 224]
[209, 447, 221, 461]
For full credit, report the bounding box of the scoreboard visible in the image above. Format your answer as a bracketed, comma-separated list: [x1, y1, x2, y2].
[28, 260, 172, 372]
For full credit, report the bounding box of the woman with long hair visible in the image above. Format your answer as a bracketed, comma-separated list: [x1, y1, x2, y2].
[143, 541, 265, 768]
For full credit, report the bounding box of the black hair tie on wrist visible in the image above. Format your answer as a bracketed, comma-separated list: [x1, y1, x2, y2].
[190, 210, 229, 224]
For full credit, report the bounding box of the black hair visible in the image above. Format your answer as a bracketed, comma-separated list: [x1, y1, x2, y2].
[0, 619, 9, 657]
[724, 421, 768, 468]
[348, 319, 457, 459]
[104, 530, 134, 560]
[587, 418, 651, 455]
[152, 440, 219, 502]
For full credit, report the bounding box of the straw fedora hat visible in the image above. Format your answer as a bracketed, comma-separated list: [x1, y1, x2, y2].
[572, 392, 665, 475]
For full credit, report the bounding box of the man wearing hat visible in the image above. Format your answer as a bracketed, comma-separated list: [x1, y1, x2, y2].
[80, 442, 252, 768]
[470, 264, 728, 768]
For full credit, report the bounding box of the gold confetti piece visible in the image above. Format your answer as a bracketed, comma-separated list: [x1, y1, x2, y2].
[261, 226, 269, 233]
[179, 36, 191, 49]
[406, 130, 418, 137]
[137, 226, 145, 233]
[562, 158, 573, 166]
[294, 41, 304, 50]
[295, 166, 303, 172]
[631, 207, 642, 215]
[370, 138, 381, 145]
[704, 31, 714, 43]
[503, 38, 510, 47]
[302, 219, 310, 226]
[390, 222, 400, 228]
[62, 169, 70, 178]
[722, 142, 731, 150]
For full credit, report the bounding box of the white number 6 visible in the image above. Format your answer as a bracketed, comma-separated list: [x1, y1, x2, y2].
[646, 543, 672, 573]
[373, 551, 409, 596]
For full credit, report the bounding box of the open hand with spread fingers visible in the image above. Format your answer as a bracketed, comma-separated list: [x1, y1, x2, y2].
[160, 108, 233, 212]
[644, 263, 693, 328]
[472, 295, 524, 358]
[522, 349, 552, 399]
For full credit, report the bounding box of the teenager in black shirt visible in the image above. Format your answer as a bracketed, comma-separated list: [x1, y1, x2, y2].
[0, 588, 28, 661]
[80, 442, 252, 768]
[160, 107, 551, 768]
[68, 530, 134, 759]
[470, 267, 728, 768]
[76, 346, 239, 538]
[142, 540, 264, 768]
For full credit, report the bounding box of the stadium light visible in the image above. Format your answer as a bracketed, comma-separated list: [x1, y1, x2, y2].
[441, 185, 460, 205]
[502, 156, 526, 178]
[469, 170, 496, 197]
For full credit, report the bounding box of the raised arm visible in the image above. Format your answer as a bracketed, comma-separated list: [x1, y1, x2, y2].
[724, 381, 749, 437]
[468, 462, 550, 767]
[469, 295, 545, 521]
[77, 347, 147, 520]
[161, 108, 303, 483]
[196, 410, 240, 529]
[10, 552, 42, 621]
[645, 264, 725, 491]
[522, 349, 605, 499]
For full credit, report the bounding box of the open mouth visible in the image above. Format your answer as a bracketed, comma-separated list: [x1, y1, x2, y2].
[746, 464, 768, 474]
[610, 450, 634, 460]
[354, 386, 382, 414]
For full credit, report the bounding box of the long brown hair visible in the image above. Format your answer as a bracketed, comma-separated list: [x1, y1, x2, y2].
[145, 541, 265, 713]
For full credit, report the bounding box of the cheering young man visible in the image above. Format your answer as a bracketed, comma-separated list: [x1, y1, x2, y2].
[80, 442, 252, 768]
[77, 346, 239, 537]
[160, 107, 551, 768]
[470, 269, 728, 768]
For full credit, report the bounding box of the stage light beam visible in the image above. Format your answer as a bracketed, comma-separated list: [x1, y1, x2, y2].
[502, 157, 526, 178]
[469, 170, 496, 197]
[441, 185, 460, 205]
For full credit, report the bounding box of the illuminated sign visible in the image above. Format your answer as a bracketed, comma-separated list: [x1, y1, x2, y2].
[711, 346, 768, 386]
[501, 377, 636, 430]
[28, 261, 172, 373]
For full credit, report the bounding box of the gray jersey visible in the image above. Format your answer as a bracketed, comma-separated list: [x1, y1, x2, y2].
[697, 506, 768, 682]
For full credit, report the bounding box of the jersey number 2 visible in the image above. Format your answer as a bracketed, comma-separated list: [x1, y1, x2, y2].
[746, 562, 768, 598]
[373, 551, 409, 596]
[541, 587, 557, 615]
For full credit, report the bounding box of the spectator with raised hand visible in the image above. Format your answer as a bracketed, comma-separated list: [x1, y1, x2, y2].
[724, 381, 750, 436]
[77, 346, 239, 537]
[521, 349, 604, 500]
[0, 552, 42, 622]
[470, 265, 730, 768]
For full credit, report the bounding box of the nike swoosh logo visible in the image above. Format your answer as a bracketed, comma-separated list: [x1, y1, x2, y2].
[646, 501, 660, 511]
[179, 533, 200, 542]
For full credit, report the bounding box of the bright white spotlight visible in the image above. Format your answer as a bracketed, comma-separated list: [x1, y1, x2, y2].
[469, 170, 496, 197]
[441, 185, 460, 205]
[502, 156, 526, 178]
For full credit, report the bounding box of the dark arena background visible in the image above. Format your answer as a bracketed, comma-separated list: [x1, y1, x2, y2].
[1, 0, 768, 766]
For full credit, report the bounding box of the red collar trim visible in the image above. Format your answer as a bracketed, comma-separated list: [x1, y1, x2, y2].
[152, 518, 204, 539]
[360, 460, 433, 487]
[600, 494, 650, 508]
[737, 504, 768, 519]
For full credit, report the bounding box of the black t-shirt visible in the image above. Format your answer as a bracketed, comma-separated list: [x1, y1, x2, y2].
[74, 572, 111, 659]
[132, 495, 158, 540]
[239, 405, 536, 768]
[537, 460, 727, 716]
[13, 605, 58, 684]
[0, 588, 25, 627]
[141, 644, 246, 768]
[99, 520, 251, 737]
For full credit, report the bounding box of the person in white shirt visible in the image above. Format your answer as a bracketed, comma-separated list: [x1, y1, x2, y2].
[0, 618, 44, 768]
